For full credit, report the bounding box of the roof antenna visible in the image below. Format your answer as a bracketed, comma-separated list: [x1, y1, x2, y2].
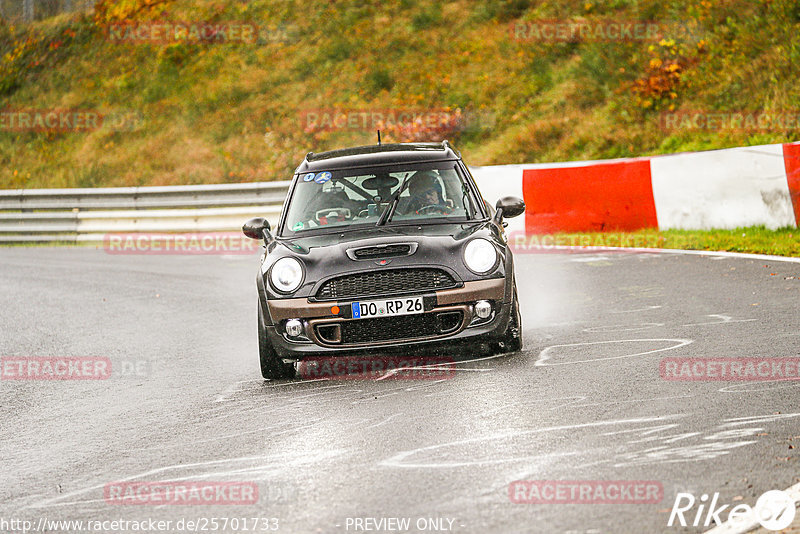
[377, 130, 382, 145]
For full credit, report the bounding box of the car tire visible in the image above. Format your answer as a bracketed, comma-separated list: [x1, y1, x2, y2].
[258, 300, 295, 380]
[495, 285, 522, 354]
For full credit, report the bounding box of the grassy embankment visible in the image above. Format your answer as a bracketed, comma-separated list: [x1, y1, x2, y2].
[523, 227, 800, 258]
[2, 0, 800, 188]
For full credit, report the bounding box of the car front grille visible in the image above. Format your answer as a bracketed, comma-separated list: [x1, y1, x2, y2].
[338, 312, 463, 344]
[352, 244, 411, 259]
[315, 268, 458, 301]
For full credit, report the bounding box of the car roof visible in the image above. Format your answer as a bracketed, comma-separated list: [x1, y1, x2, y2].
[295, 141, 461, 173]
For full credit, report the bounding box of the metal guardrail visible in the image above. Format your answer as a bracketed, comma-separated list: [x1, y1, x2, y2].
[0, 181, 291, 244]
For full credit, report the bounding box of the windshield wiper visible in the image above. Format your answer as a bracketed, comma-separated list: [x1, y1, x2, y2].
[375, 172, 412, 226]
[461, 184, 473, 220]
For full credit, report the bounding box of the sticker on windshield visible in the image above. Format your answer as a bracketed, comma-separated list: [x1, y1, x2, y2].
[292, 222, 305, 231]
[314, 172, 332, 184]
[303, 173, 315, 182]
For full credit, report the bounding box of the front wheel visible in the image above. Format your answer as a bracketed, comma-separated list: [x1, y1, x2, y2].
[495, 286, 522, 354]
[258, 300, 295, 379]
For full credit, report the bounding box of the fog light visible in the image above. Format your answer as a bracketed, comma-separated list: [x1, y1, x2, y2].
[285, 319, 303, 337]
[474, 300, 492, 319]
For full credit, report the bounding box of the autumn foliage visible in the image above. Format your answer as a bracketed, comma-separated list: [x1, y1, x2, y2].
[93, 0, 173, 25]
[2, 0, 800, 189]
[377, 109, 466, 143]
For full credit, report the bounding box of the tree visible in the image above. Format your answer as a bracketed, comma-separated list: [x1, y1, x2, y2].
[23, 0, 34, 21]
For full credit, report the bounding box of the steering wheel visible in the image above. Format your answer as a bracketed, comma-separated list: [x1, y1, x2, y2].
[415, 204, 452, 215]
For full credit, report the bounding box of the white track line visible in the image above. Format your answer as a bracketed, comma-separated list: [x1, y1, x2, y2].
[380, 415, 686, 468]
[535, 338, 693, 367]
[610, 305, 663, 314]
[703, 481, 800, 534]
[552, 246, 800, 263]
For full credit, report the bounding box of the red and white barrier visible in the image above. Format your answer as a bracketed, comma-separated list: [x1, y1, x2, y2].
[471, 141, 800, 233]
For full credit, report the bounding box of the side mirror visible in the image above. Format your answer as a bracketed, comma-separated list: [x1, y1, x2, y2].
[242, 217, 271, 240]
[494, 196, 525, 221]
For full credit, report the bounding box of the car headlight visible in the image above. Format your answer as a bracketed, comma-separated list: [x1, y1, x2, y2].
[463, 238, 498, 274]
[269, 257, 304, 293]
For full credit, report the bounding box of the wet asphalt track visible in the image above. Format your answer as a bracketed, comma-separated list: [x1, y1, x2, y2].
[1, 246, 799, 534]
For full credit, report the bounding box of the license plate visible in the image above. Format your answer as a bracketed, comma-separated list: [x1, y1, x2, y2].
[351, 296, 424, 319]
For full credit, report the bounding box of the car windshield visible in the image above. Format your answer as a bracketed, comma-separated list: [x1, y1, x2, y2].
[281, 162, 482, 235]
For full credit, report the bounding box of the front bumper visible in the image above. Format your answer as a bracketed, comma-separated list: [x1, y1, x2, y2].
[262, 278, 511, 358]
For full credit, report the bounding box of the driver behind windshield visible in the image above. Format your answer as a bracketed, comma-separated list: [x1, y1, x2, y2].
[401, 171, 451, 215]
